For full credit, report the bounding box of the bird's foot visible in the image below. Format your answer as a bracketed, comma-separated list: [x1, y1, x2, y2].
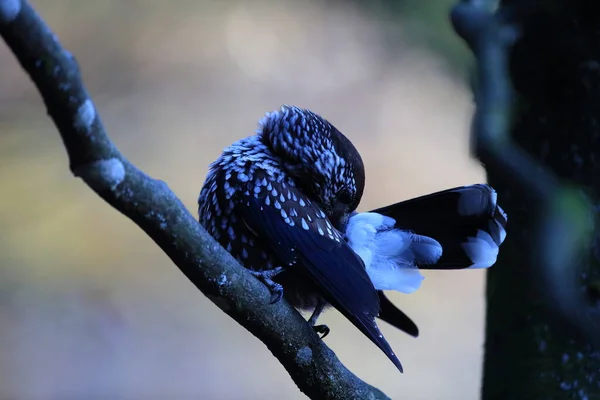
[250, 267, 284, 304]
[313, 324, 330, 339]
[307, 300, 329, 339]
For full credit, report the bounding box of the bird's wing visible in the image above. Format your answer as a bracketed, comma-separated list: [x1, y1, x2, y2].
[236, 176, 404, 372]
[371, 184, 507, 269]
[376, 291, 419, 337]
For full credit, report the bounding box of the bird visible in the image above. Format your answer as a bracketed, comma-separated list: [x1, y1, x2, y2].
[197, 105, 507, 373]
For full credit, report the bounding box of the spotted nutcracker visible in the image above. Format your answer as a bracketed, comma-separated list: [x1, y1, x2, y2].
[197, 105, 507, 373]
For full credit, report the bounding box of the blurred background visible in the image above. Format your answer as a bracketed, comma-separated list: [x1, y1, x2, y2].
[0, 1, 487, 399]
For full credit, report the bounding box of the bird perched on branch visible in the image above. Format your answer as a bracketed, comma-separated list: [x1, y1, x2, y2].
[198, 105, 507, 373]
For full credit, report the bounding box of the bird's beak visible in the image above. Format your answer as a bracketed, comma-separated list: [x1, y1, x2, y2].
[331, 203, 351, 231]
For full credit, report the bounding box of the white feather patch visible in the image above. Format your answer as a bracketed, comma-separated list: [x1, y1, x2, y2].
[462, 229, 500, 269]
[462, 215, 507, 269]
[493, 219, 508, 246]
[345, 212, 441, 294]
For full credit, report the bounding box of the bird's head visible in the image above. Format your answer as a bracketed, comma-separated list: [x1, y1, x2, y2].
[258, 105, 365, 228]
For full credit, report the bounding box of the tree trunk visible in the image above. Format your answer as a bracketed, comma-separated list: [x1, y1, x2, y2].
[482, 2, 600, 399]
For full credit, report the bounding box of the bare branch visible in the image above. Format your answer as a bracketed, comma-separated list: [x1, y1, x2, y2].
[451, 0, 600, 350]
[0, 1, 391, 398]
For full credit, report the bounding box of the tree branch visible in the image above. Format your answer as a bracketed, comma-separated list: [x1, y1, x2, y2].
[0, 1, 390, 399]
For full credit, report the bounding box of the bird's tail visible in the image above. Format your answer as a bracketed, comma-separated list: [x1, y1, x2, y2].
[370, 184, 507, 270]
[346, 184, 507, 337]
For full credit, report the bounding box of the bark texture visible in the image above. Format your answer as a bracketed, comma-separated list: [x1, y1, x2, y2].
[479, 2, 600, 399]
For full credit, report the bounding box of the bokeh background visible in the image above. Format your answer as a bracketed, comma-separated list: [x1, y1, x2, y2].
[0, 1, 488, 399]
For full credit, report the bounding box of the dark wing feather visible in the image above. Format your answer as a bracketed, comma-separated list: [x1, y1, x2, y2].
[377, 291, 419, 337]
[371, 184, 507, 269]
[237, 177, 404, 372]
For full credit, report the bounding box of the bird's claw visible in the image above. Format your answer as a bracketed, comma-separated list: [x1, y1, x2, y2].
[313, 324, 330, 339]
[250, 267, 285, 304]
[269, 284, 284, 304]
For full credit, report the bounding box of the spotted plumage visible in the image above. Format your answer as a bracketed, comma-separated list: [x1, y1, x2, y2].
[198, 105, 508, 373]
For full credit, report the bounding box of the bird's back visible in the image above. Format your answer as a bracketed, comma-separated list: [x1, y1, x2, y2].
[197, 135, 324, 310]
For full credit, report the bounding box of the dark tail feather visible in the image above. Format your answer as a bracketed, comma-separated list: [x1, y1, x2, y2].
[371, 184, 507, 270]
[376, 291, 419, 337]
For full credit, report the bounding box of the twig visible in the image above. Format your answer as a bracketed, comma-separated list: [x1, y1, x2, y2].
[0, 1, 391, 398]
[450, 0, 600, 347]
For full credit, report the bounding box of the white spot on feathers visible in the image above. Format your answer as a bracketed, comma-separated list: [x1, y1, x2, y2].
[462, 230, 500, 269]
[238, 173, 250, 182]
[223, 181, 235, 198]
[491, 219, 507, 245]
